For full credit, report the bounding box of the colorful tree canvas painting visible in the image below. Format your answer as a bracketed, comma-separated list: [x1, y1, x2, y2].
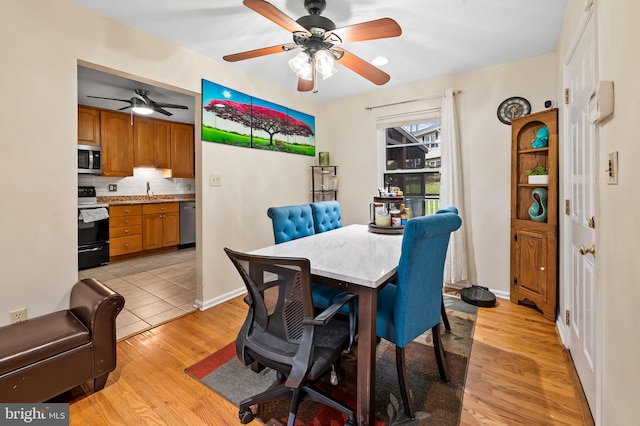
[201, 79, 315, 156]
[202, 80, 252, 148]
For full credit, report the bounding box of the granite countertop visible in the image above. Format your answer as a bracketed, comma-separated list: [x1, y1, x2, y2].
[97, 194, 196, 206]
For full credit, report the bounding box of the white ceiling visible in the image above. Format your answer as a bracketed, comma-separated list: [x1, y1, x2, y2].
[73, 0, 568, 106]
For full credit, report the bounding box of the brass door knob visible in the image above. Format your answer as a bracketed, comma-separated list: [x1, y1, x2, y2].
[579, 244, 596, 257]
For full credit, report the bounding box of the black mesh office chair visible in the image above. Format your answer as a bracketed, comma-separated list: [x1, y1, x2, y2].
[224, 248, 356, 426]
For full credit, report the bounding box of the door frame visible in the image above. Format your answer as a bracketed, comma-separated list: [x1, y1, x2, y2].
[559, 5, 601, 424]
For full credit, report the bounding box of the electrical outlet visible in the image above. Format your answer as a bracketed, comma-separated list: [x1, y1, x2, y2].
[209, 174, 222, 187]
[108, 184, 118, 192]
[10, 307, 27, 324]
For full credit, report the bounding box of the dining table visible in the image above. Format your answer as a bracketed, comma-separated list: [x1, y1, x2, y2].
[249, 224, 403, 426]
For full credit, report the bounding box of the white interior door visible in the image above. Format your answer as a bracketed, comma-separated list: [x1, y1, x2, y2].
[564, 15, 597, 414]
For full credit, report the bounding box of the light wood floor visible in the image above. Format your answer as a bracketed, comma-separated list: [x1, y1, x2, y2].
[64, 296, 593, 425]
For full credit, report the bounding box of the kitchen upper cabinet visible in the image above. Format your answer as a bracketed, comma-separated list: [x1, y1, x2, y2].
[78, 106, 101, 146]
[170, 123, 195, 178]
[101, 110, 134, 177]
[142, 203, 180, 250]
[134, 117, 171, 169]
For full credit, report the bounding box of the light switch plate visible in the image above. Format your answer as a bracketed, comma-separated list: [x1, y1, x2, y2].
[607, 151, 618, 185]
[209, 174, 221, 187]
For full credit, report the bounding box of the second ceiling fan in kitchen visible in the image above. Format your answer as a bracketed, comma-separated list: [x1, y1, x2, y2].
[87, 89, 189, 117]
[223, 0, 402, 92]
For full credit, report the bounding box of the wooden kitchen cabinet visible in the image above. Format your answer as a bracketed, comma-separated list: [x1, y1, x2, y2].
[109, 205, 143, 257]
[101, 110, 134, 177]
[78, 106, 101, 146]
[170, 123, 194, 178]
[510, 109, 558, 321]
[134, 117, 171, 169]
[142, 203, 180, 250]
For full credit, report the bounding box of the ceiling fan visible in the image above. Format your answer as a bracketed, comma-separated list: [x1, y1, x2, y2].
[87, 89, 189, 116]
[223, 0, 402, 92]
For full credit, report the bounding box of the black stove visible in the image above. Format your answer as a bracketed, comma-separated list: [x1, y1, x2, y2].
[78, 186, 110, 270]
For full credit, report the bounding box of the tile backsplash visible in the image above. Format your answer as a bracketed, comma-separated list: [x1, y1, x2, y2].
[78, 168, 195, 197]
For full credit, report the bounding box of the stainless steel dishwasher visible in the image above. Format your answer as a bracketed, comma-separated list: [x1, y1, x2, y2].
[179, 201, 196, 248]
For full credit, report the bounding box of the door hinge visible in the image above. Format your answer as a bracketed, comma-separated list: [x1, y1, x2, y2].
[513, 277, 518, 286]
[588, 216, 596, 229]
[564, 88, 570, 104]
[565, 309, 571, 326]
[514, 234, 518, 242]
[565, 199, 571, 216]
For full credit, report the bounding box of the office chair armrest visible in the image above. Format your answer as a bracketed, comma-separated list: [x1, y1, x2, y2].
[306, 293, 356, 325]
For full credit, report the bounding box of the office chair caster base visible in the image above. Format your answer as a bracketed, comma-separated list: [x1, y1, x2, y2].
[238, 409, 254, 424]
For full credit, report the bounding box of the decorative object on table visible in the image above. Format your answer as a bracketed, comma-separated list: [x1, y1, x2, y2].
[201, 79, 315, 156]
[497, 96, 531, 125]
[369, 195, 405, 234]
[185, 294, 477, 426]
[526, 165, 549, 184]
[531, 125, 549, 148]
[528, 187, 548, 222]
[318, 151, 330, 165]
[221, 0, 402, 93]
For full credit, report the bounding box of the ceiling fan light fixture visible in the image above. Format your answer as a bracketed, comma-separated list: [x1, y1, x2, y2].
[130, 98, 153, 115]
[315, 50, 337, 80]
[289, 51, 313, 81]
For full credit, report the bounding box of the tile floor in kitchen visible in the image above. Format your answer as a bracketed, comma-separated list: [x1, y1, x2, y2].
[78, 248, 196, 341]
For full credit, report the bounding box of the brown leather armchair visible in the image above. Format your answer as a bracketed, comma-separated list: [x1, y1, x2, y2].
[0, 278, 125, 402]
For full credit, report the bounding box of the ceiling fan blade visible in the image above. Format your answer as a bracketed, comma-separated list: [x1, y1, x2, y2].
[336, 49, 391, 85]
[118, 105, 132, 111]
[243, 0, 308, 34]
[327, 18, 402, 44]
[224, 44, 290, 62]
[87, 95, 131, 103]
[154, 107, 173, 116]
[153, 102, 189, 110]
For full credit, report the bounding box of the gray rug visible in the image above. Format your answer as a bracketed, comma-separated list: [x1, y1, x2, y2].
[186, 295, 477, 425]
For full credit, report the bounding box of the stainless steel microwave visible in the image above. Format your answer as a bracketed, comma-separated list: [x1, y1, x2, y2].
[78, 144, 102, 175]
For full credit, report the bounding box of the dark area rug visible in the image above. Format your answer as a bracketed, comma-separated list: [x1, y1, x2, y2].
[185, 295, 477, 425]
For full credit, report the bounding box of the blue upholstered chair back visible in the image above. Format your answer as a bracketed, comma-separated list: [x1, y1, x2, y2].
[310, 201, 343, 234]
[267, 204, 315, 244]
[435, 205, 458, 215]
[381, 212, 462, 347]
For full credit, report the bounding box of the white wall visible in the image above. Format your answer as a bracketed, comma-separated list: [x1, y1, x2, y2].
[321, 55, 557, 293]
[0, 0, 320, 325]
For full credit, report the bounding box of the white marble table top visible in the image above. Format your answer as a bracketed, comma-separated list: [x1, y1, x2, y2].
[249, 224, 403, 288]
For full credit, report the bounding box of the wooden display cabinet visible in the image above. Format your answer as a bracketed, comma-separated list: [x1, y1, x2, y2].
[510, 108, 558, 321]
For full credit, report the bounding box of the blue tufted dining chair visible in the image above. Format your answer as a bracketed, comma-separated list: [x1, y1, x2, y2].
[310, 201, 343, 234]
[376, 211, 462, 420]
[435, 205, 459, 331]
[267, 204, 315, 244]
[266, 204, 345, 314]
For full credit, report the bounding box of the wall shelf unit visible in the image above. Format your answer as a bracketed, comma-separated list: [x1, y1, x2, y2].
[311, 165, 338, 202]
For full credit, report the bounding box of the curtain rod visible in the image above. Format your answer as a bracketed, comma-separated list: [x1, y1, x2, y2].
[365, 90, 462, 111]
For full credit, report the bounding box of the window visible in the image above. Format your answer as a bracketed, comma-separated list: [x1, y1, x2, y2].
[379, 112, 441, 217]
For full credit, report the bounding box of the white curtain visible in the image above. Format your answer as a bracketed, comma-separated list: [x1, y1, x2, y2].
[440, 88, 468, 285]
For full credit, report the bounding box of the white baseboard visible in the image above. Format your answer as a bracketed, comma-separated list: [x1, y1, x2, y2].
[194, 287, 247, 311]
